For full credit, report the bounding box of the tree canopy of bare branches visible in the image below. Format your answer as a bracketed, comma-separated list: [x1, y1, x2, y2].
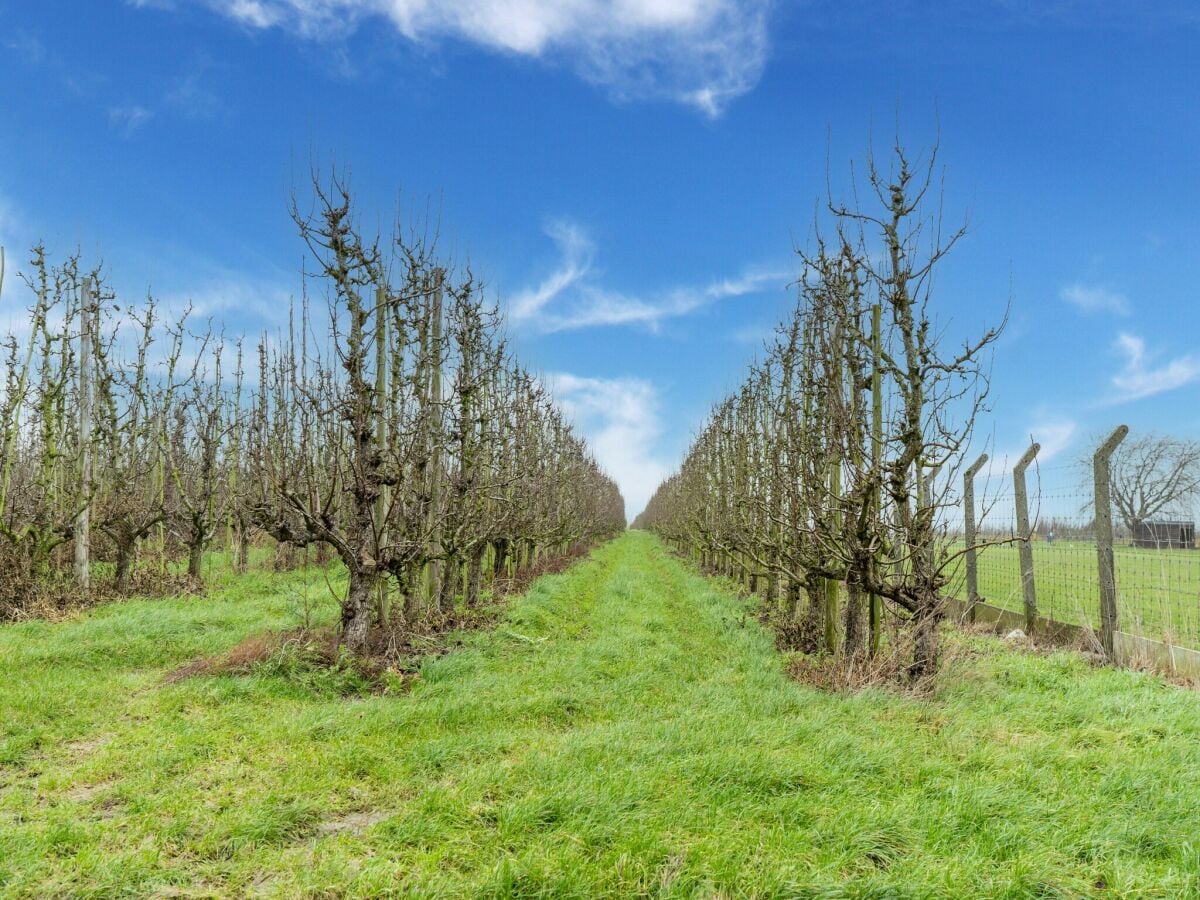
[635, 139, 1002, 679]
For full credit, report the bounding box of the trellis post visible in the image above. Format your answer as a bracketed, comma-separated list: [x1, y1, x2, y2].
[963, 452, 989, 623]
[1094, 425, 1129, 659]
[1013, 442, 1040, 633]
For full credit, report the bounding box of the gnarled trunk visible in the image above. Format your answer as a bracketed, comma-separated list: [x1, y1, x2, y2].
[909, 595, 942, 681]
[115, 537, 136, 594]
[342, 568, 376, 655]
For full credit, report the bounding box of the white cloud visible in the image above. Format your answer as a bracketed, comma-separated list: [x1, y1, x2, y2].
[510, 219, 785, 333]
[166, 0, 769, 115]
[1110, 332, 1200, 402]
[108, 104, 153, 136]
[510, 220, 594, 321]
[166, 60, 225, 120]
[545, 371, 672, 520]
[979, 416, 1078, 480]
[155, 276, 294, 328]
[1060, 283, 1130, 316]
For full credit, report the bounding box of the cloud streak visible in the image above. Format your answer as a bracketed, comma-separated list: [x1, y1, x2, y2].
[545, 371, 672, 520]
[160, 0, 770, 116]
[1110, 332, 1200, 402]
[108, 104, 154, 136]
[1060, 283, 1130, 316]
[510, 219, 784, 333]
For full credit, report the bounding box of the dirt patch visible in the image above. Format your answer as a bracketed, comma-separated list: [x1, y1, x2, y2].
[64, 734, 112, 756]
[65, 780, 112, 804]
[317, 810, 390, 835]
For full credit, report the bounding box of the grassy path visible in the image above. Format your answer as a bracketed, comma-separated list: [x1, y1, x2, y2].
[3, 532, 1200, 896]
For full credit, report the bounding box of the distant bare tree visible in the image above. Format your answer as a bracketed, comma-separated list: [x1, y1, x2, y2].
[1106, 434, 1200, 534]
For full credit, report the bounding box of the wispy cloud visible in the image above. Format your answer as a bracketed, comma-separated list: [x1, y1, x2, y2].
[151, 0, 770, 116]
[1060, 283, 1130, 316]
[154, 275, 294, 328]
[510, 219, 784, 333]
[166, 57, 226, 120]
[980, 416, 1078, 480]
[1110, 332, 1200, 402]
[545, 372, 672, 520]
[4, 27, 47, 64]
[108, 104, 154, 136]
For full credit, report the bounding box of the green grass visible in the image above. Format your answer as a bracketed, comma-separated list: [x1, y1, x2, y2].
[4, 532, 1200, 896]
[964, 540, 1200, 648]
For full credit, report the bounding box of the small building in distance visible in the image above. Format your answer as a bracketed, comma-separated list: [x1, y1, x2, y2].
[1132, 520, 1196, 549]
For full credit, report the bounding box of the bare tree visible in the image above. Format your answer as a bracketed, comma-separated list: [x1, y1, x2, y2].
[1104, 433, 1200, 535]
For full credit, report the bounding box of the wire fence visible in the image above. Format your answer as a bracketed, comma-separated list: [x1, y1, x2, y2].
[944, 433, 1200, 669]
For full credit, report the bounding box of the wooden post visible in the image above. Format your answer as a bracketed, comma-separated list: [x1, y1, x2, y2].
[1013, 442, 1040, 634]
[74, 277, 94, 591]
[963, 453, 989, 623]
[1094, 425, 1129, 660]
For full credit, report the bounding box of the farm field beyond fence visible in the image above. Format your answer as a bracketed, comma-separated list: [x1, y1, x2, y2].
[954, 540, 1200, 651]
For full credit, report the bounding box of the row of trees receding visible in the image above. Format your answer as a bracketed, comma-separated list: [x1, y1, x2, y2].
[0, 176, 626, 653]
[635, 141, 1002, 679]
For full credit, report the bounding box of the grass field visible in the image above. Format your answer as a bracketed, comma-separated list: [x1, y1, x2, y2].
[4, 532, 1200, 895]
[962, 540, 1200, 649]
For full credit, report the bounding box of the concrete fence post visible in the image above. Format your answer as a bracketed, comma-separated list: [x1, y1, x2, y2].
[1094, 425, 1129, 660]
[963, 453, 989, 624]
[1013, 442, 1041, 634]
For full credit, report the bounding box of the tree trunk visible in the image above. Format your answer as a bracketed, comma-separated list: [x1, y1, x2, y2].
[187, 540, 204, 580]
[115, 538, 135, 594]
[402, 562, 423, 625]
[910, 596, 942, 681]
[438, 553, 460, 615]
[466, 546, 485, 606]
[343, 569, 376, 655]
[493, 539, 510, 579]
[236, 525, 250, 575]
[843, 577, 864, 656]
[766, 570, 779, 604]
[784, 577, 801, 620]
[801, 573, 824, 654]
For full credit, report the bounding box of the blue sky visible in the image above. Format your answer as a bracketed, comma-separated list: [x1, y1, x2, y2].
[2, 1, 1199, 518]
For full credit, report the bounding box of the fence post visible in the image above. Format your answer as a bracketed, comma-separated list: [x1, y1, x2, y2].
[1094, 425, 1129, 660]
[963, 453, 989, 623]
[1013, 442, 1041, 634]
